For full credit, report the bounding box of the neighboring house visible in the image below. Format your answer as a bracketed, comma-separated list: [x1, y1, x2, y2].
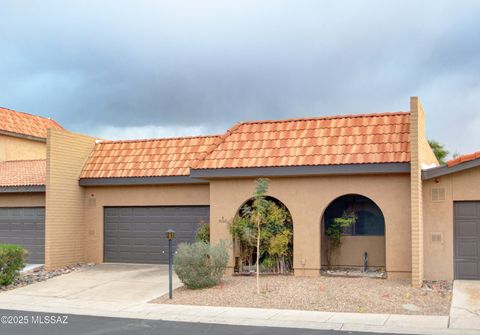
[0, 97, 479, 286]
[0, 107, 63, 263]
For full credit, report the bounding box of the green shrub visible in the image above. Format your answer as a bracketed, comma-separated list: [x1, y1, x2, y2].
[0, 244, 27, 286]
[195, 222, 210, 243]
[174, 241, 228, 289]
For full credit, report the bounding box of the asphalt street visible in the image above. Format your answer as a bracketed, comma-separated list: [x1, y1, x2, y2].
[0, 309, 409, 335]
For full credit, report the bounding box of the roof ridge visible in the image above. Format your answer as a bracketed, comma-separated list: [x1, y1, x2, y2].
[237, 111, 409, 126]
[98, 134, 221, 144]
[191, 122, 243, 169]
[0, 106, 56, 122]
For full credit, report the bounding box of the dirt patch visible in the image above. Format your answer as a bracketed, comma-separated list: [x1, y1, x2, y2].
[153, 275, 452, 315]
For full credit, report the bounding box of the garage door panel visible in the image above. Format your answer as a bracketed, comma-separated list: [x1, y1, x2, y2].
[104, 206, 209, 264]
[456, 241, 479, 258]
[456, 202, 478, 218]
[456, 220, 479, 237]
[0, 207, 45, 264]
[456, 261, 479, 279]
[455, 202, 480, 279]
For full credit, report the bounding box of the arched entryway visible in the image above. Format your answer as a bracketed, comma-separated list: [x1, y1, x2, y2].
[230, 196, 293, 274]
[321, 194, 386, 271]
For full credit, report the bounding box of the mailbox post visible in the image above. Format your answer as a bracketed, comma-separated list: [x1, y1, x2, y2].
[166, 229, 175, 299]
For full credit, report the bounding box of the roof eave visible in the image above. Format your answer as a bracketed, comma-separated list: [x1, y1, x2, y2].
[190, 162, 411, 179]
[422, 159, 480, 179]
[0, 185, 45, 193]
[0, 130, 46, 142]
[79, 176, 208, 186]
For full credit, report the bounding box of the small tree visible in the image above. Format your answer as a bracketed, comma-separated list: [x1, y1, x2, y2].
[428, 140, 449, 164]
[248, 178, 270, 294]
[229, 179, 293, 282]
[324, 211, 356, 269]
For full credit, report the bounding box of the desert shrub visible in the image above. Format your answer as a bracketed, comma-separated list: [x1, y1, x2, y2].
[174, 241, 228, 289]
[195, 222, 210, 243]
[0, 244, 27, 286]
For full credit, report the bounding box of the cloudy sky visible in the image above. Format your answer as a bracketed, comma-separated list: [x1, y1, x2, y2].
[1, 1, 479, 155]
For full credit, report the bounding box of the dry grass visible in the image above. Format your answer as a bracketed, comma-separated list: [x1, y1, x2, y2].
[153, 275, 451, 315]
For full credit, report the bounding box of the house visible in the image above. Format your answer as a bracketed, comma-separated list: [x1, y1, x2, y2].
[0, 107, 63, 263]
[0, 97, 479, 287]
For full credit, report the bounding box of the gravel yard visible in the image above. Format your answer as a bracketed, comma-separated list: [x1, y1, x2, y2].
[153, 275, 452, 315]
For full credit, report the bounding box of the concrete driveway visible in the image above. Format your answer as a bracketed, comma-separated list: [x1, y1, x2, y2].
[449, 280, 480, 330]
[0, 263, 181, 313]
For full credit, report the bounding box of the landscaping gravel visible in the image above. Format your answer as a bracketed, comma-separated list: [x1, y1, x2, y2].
[154, 275, 452, 315]
[0, 263, 94, 292]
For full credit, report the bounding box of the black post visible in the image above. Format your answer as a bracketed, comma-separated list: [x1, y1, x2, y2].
[168, 237, 173, 299]
[166, 228, 175, 300]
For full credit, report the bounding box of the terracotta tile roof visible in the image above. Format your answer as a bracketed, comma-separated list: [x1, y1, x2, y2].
[80, 135, 221, 179]
[0, 160, 46, 187]
[0, 107, 63, 139]
[193, 112, 410, 170]
[447, 151, 480, 167]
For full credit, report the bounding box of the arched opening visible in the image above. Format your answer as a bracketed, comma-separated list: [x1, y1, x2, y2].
[230, 196, 293, 274]
[321, 194, 386, 272]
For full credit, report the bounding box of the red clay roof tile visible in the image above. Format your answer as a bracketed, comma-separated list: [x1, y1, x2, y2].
[193, 112, 410, 170]
[0, 107, 63, 139]
[80, 135, 221, 178]
[447, 151, 480, 167]
[0, 160, 46, 187]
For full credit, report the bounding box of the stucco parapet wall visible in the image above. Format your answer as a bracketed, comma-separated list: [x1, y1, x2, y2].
[422, 159, 480, 179]
[191, 163, 411, 179]
[0, 186, 45, 193]
[79, 176, 208, 186]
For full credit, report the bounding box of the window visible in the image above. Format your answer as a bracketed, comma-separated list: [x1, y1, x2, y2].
[324, 194, 385, 236]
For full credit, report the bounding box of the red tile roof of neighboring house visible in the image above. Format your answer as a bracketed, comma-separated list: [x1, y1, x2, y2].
[0, 107, 63, 139]
[193, 112, 410, 170]
[80, 135, 221, 179]
[0, 160, 46, 187]
[447, 151, 480, 167]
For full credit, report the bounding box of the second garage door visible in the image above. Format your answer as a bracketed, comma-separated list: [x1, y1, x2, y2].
[104, 206, 209, 264]
[0, 207, 45, 264]
[455, 201, 480, 279]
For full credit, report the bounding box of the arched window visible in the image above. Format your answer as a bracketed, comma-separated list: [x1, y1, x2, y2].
[324, 194, 384, 236]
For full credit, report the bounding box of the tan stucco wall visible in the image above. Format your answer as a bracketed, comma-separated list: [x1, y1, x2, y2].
[209, 174, 411, 278]
[321, 236, 386, 268]
[0, 134, 46, 161]
[83, 184, 210, 263]
[423, 166, 480, 280]
[45, 129, 96, 269]
[0, 193, 45, 207]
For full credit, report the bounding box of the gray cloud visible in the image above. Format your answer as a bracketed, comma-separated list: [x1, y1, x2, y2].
[0, 0, 479, 154]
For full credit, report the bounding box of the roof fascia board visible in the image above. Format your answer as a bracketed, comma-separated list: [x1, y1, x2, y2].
[190, 163, 411, 179]
[79, 176, 208, 186]
[422, 159, 480, 179]
[0, 130, 46, 142]
[0, 186, 45, 193]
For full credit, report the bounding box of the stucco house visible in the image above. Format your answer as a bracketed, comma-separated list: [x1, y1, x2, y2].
[0, 97, 479, 287]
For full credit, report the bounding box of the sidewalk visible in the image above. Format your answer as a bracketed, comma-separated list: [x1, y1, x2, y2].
[0, 293, 479, 335]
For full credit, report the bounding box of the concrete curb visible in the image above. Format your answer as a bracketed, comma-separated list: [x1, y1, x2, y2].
[1, 299, 480, 335]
